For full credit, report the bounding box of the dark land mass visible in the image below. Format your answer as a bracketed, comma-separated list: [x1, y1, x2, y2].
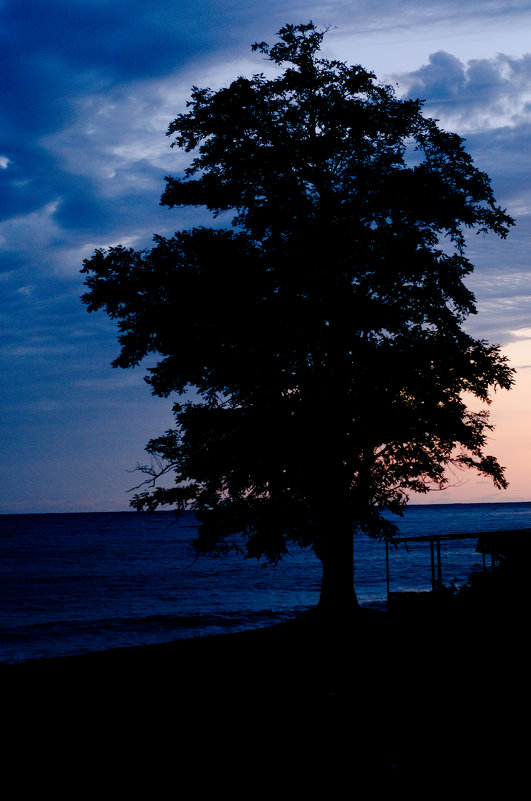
[3, 583, 529, 795]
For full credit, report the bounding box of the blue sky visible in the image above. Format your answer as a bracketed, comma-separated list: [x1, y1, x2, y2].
[2, 0, 531, 512]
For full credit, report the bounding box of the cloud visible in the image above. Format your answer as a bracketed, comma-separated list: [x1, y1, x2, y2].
[0, 1, 270, 230]
[386, 50, 531, 355]
[321, 0, 531, 32]
[0, 200, 64, 266]
[395, 51, 531, 132]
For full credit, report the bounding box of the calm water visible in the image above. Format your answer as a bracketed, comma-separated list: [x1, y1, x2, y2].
[2, 502, 531, 664]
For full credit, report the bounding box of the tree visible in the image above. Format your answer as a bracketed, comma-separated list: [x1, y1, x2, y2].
[81, 22, 514, 615]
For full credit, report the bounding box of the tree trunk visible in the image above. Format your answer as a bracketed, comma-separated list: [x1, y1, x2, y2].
[317, 519, 359, 616]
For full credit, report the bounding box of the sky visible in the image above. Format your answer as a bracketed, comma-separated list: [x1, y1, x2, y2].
[2, 0, 531, 513]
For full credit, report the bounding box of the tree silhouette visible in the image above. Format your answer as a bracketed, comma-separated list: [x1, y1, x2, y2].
[81, 23, 514, 614]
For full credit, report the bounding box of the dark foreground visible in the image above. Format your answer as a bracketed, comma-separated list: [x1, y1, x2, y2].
[3, 596, 529, 795]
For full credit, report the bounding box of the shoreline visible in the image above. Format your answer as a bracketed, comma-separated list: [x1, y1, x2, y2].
[4, 603, 528, 791]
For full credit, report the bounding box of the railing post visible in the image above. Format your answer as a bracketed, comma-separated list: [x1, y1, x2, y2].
[436, 536, 442, 590]
[430, 538, 436, 592]
[385, 540, 390, 606]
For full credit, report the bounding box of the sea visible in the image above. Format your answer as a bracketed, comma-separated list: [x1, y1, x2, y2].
[2, 502, 531, 665]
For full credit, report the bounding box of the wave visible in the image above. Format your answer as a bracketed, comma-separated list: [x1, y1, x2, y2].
[0, 607, 305, 664]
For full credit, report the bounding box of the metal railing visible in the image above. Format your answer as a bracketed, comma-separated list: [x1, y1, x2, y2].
[384, 528, 531, 605]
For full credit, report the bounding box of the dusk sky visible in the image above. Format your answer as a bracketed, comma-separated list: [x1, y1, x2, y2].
[2, 0, 531, 513]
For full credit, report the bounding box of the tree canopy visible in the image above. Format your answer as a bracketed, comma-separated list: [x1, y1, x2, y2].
[81, 23, 514, 611]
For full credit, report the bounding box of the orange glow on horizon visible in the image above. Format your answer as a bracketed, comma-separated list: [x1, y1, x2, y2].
[411, 337, 531, 504]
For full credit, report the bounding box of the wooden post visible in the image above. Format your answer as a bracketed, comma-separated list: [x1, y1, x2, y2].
[385, 541, 390, 605]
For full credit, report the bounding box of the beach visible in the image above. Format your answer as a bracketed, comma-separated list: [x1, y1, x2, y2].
[4, 599, 528, 794]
